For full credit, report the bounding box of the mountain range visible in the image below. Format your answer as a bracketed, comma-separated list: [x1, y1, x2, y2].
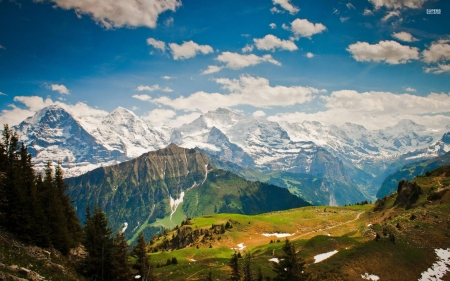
[13, 105, 450, 205]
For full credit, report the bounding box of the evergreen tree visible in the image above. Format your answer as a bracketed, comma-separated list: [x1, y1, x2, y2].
[132, 232, 155, 281]
[273, 239, 308, 281]
[83, 206, 113, 281]
[205, 269, 213, 281]
[243, 251, 253, 281]
[257, 267, 263, 281]
[229, 252, 241, 281]
[111, 233, 132, 281]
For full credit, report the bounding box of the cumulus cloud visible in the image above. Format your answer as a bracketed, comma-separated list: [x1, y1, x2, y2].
[346, 3, 355, 9]
[270, 23, 276, 29]
[253, 35, 298, 52]
[269, 90, 450, 130]
[35, 0, 181, 29]
[347, 40, 419, 64]
[202, 65, 223, 75]
[363, 8, 374, 15]
[132, 94, 152, 101]
[382, 10, 400, 21]
[272, 0, 299, 14]
[306, 52, 314, 58]
[290, 18, 327, 39]
[49, 84, 70, 95]
[392, 31, 418, 42]
[422, 40, 450, 63]
[423, 64, 450, 74]
[405, 87, 416, 92]
[242, 44, 254, 53]
[147, 38, 166, 52]
[142, 75, 320, 112]
[270, 7, 284, 14]
[281, 23, 289, 30]
[215, 52, 281, 69]
[340, 17, 350, 22]
[161, 76, 174, 80]
[0, 96, 108, 126]
[142, 109, 200, 127]
[169, 41, 214, 60]
[137, 84, 173, 92]
[369, 0, 428, 9]
[253, 110, 266, 117]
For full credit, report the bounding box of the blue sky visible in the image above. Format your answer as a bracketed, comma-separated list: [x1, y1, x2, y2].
[0, 0, 449, 130]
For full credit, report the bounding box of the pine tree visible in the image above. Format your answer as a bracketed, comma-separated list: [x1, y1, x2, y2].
[229, 251, 241, 281]
[257, 267, 263, 281]
[205, 269, 213, 281]
[133, 232, 155, 281]
[111, 232, 132, 281]
[273, 239, 308, 281]
[83, 206, 114, 281]
[243, 251, 252, 281]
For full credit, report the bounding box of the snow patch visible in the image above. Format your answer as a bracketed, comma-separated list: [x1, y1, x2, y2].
[169, 192, 185, 221]
[262, 233, 293, 238]
[314, 250, 338, 263]
[231, 243, 246, 251]
[419, 248, 450, 281]
[269, 258, 280, 263]
[120, 222, 128, 234]
[361, 273, 380, 280]
[201, 164, 208, 186]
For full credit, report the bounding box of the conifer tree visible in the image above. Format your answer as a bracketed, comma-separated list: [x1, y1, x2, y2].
[132, 232, 155, 281]
[83, 206, 114, 281]
[111, 232, 132, 281]
[229, 251, 241, 281]
[273, 239, 308, 281]
[257, 267, 263, 281]
[205, 269, 213, 281]
[243, 251, 253, 281]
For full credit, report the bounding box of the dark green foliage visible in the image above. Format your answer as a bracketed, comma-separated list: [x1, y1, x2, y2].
[132, 232, 155, 281]
[243, 251, 253, 281]
[205, 269, 213, 281]
[273, 239, 308, 281]
[0, 125, 81, 254]
[257, 267, 263, 281]
[83, 206, 113, 280]
[111, 233, 132, 281]
[394, 181, 422, 209]
[229, 252, 241, 281]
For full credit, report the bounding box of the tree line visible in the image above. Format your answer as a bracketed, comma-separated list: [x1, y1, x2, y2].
[0, 125, 155, 280]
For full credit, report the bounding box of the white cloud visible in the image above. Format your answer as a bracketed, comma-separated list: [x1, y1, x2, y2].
[0, 96, 108, 126]
[202, 65, 223, 75]
[346, 3, 355, 9]
[144, 75, 320, 112]
[50, 84, 70, 95]
[0, 45, 5, 50]
[340, 17, 350, 22]
[363, 8, 374, 15]
[382, 10, 400, 22]
[161, 76, 174, 80]
[164, 17, 174, 26]
[215, 52, 281, 69]
[132, 106, 138, 111]
[169, 41, 214, 60]
[253, 110, 266, 117]
[270, 7, 284, 14]
[392, 31, 418, 42]
[147, 38, 166, 52]
[282, 23, 290, 30]
[137, 84, 173, 92]
[306, 52, 314, 58]
[405, 87, 416, 92]
[35, 0, 181, 29]
[423, 64, 450, 74]
[347, 40, 419, 64]
[0, 92, 6, 96]
[422, 40, 450, 63]
[253, 35, 298, 52]
[242, 44, 254, 53]
[269, 90, 450, 130]
[290, 18, 327, 39]
[272, 0, 299, 14]
[369, 0, 428, 9]
[132, 94, 152, 101]
[142, 109, 200, 127]
[270, 23, 276, 29]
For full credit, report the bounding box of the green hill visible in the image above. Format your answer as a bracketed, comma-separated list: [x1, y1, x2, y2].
[66, 144, 310, 242]
[377, 151, 450, 198]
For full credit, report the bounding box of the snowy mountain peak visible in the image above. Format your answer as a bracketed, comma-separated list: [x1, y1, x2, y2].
[26, 105, 73, 127]
[202, 108, 245, 129]
[391, 119, 425, 132]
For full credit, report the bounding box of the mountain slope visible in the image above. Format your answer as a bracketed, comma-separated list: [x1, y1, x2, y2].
[66, 144, 310, 240]
[377, 151, 450, 198]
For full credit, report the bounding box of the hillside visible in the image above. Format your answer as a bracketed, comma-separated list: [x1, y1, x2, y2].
[377, 151, 450, 198]
[66, 144, 310, 242]
[145, 166, 450, 280]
